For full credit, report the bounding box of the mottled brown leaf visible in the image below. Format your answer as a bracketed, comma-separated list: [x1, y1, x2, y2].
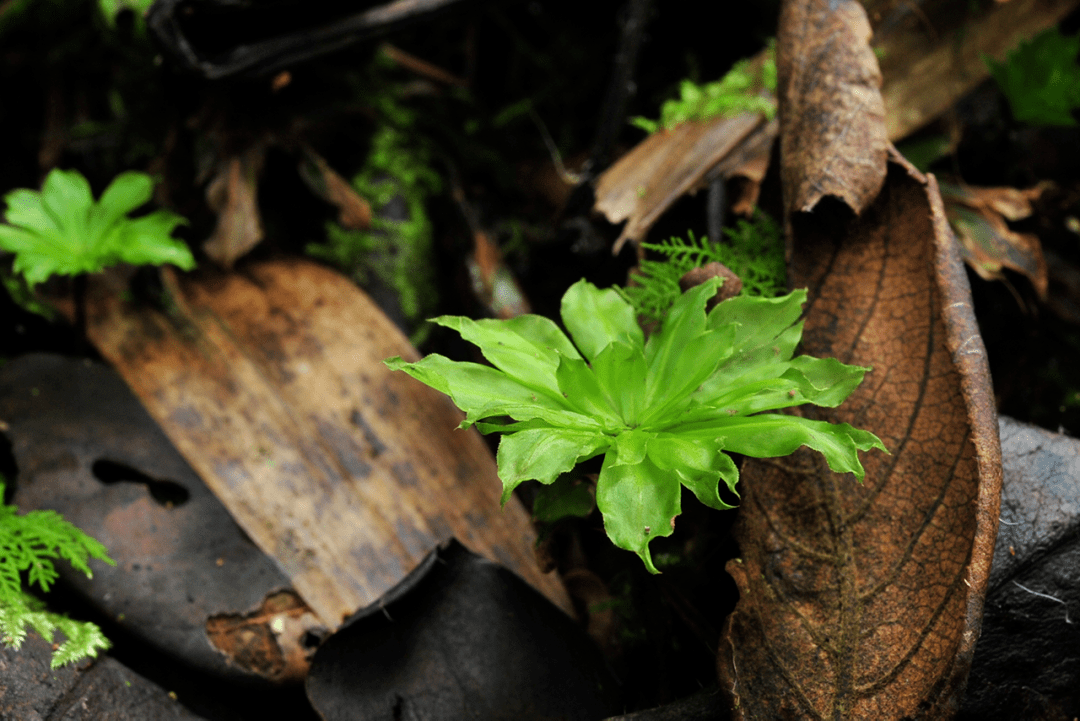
[719, 154, 1002, 719]
[779, 0, 888, 216]
[939, 182, 1049, 299]
[73, 259, 572, 626]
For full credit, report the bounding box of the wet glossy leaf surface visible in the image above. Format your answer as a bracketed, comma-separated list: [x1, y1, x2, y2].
[960, 417, 1080, 720]
[0, 630, 207, 720]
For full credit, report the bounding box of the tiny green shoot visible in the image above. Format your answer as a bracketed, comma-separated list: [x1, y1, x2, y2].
[386, 279, 886, 572]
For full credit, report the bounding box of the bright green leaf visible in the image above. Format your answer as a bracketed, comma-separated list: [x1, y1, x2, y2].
[561, 279, 643, 361]
[432, 315, 568, 398]
[612, 428, 653, 466]
[496, 429, 611, 503]
[986, 27, 1080, 127]
[555, 355, 622, 425]
[596, 453, 681, 574]
[644, 278, 720, 407]
[591, 341, 648, 425]
[386, 276, 886, 574]
[674, 413, 887, 479]
[384, 354, 596, 430]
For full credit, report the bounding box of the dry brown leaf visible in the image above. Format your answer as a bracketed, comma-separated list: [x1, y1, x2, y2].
[204, 146, 265, 268]
[779, 0, 888, 216]
[728, 149, 772, 216]
[594, 113, 773, 252]
[75, 259, 572, 627]
[940, 182, 1049, 298]
[466, 229, 531, 319]
[298, 149, 372, 230]
[718, 155, 1002, 719]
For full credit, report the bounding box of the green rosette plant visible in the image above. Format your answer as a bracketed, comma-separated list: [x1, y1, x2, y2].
[386, 278, 886, 572]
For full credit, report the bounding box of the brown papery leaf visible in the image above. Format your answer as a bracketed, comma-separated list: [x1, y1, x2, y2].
[74, 259, 573, 627]
[719, 153, 1002, 719]
[594, 113, 773, 252]
[778, 0, 887, 215]
[203, 146, 265, 268]
[940, 182, 1049, 299]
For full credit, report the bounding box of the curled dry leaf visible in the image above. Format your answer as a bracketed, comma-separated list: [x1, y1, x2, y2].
[939, 181, 1049, 299]
[778, 0, 888, 216]
[719, 154, 1003, 719]
[204, 145, 266, 268]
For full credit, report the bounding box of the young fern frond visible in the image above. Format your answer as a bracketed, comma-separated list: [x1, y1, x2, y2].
[619, 211, 786, 322]
[0, 480, 115, 667]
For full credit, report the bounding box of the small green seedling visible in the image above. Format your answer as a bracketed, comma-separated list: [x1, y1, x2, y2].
[0, 480, 115, 667]
[386, 278, 886, 572]
[0, 167, 194, 288]
[985, 26, 1080, 126]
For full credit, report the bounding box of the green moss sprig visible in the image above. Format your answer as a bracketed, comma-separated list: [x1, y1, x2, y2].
[631, 41, 777, 134]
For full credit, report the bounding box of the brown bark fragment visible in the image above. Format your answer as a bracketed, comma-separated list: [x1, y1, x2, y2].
[594, 113, 771, 252]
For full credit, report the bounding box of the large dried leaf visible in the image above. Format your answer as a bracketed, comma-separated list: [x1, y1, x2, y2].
[718, 154, 1002, 718]
[779, 0, 887, 216]
[73, 258, 572, 626]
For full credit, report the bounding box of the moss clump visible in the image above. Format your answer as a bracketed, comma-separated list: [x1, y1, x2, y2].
[306, 77, 442, 332]
[631, 41, 777, 134]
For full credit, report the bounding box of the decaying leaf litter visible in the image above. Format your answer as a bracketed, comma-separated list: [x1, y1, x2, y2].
[2, 0, 1080, 718]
